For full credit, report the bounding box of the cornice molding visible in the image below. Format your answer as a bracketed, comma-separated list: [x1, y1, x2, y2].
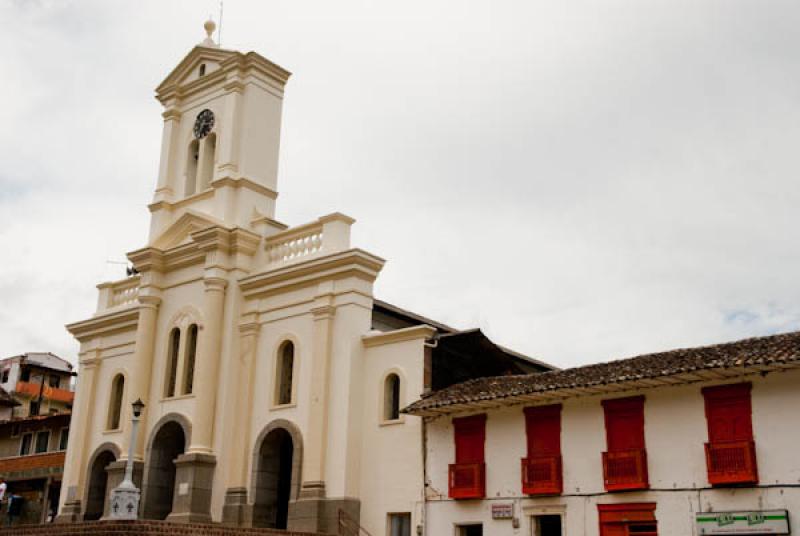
[362, 324, 438, 348]
[211, 176, 278, 200]
[67, 308, 140, 342]
[239, 249, 385, 299]
[127, 247, 166, 273]
[310, 304, 336, 320]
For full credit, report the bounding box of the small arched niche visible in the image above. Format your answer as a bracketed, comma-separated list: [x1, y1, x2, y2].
[182, 324, 198, 395]
[164, 327, 181, 398]
[184, 139, 200, 196]
[198, 133, 216, 190]
[383, 373, 401, 422]
[275, 341, 295, 406]
[107, 374, 125, 430]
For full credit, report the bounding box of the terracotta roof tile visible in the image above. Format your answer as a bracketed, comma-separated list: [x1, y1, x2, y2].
[403, 330, 800, 415]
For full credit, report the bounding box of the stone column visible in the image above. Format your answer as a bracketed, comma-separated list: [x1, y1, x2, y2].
[188, 277, 227, 453]
[222, 315, 259, 526]
[127, 294, 162, 460]
[55, 352, 100, 522]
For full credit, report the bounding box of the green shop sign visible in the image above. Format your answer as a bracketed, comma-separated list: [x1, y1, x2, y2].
[696, 510, 790, 535]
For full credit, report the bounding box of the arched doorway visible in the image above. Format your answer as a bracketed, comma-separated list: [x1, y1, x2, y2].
[142, 420, 186, 520]
[253, 428, 294, 529]
[84, 449, 117, 520]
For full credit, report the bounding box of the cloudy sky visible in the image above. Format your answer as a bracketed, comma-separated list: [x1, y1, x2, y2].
[1, 0, 799, 369]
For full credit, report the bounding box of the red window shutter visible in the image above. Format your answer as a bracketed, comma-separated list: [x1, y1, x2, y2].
[702, 383, 758, 486]
[450, 414, 487, 499]
[453, 414, 487, 464]
[601, 396, 648, 491]
[602, 396, 645, 451]
[702, 383, 753, 442]
[524, 404, 562, 456]
[522, 404, 563, 495]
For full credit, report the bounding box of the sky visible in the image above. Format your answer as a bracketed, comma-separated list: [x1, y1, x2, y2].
[1, 0, 799, 369]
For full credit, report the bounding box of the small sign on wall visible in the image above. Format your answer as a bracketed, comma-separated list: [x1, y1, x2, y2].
[491, 503, 514, 520]
[696, 510, 790, 535]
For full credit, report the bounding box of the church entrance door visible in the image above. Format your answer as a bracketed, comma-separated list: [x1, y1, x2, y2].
[253, 428, 293, 529]
[84, 450, 116, 520]
[142, 421, 186, 520]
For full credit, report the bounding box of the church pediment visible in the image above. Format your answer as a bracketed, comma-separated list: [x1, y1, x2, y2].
[151, 210, 223, 250]
[156, 45, 239, 97]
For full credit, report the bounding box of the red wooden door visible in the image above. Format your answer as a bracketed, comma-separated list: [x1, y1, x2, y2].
[454, 415, 486, 464]
[603, 396, 645, 451]
[524, 405, 561, 456]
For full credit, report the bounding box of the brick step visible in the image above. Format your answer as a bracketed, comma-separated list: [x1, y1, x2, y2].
[0, 520, 330, 536]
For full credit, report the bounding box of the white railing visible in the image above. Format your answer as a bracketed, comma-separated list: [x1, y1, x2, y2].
[265, 225, 324, 266]
[97, 275, 141, 312]
[264, 213, 354, 269]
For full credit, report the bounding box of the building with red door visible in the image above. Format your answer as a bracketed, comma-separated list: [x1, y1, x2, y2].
[404, 331, 799, 536]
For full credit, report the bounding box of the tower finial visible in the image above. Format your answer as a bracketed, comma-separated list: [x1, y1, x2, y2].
[201, 18, 218, 48]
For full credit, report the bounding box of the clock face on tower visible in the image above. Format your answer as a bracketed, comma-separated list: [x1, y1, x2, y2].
[193, 109, 215, 139]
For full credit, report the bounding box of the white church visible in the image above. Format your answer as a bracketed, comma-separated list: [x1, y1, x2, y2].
[56, 21, 549, 535]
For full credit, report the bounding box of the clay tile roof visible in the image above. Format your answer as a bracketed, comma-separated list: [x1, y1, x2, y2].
[403, 330, 800, 416]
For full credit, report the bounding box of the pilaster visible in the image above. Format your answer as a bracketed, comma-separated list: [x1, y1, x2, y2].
[221, 314, 260, 526]
[217, 79, 244, 176]
[55, 351, 100, 522]
[300, 301, 336, 498]
[127, 294, 162, 459]
[154, 107, 182, 202]
[188, 276, 228, 453]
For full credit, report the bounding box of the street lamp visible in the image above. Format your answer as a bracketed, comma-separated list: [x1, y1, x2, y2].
[109, 399, 145, 519]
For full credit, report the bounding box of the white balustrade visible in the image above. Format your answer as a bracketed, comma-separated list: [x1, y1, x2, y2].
[97, 276, 141, 312]
[264, 213, 354, 269]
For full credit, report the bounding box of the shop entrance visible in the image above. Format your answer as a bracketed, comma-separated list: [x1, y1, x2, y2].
[532, 514, 563, 536]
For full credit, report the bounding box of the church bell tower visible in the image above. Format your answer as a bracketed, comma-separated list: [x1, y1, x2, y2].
[148, 20, 291, 242]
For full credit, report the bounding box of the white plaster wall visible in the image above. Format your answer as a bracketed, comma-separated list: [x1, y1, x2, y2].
[424, 368, 800, 536]
[359, 336, 428, 536]
[239, 83, 283, 191]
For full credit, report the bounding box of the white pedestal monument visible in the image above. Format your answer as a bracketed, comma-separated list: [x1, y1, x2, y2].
[109, 399, 145, 519]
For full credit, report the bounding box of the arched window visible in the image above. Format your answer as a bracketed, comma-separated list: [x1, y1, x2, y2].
[185, 140, 200, 196]
[107, 374, 125, 430]
[383, 373, 401, 421]
[198, 133, 216, 191]
[165, 328, 181, 398]
[276, 341, 294, 406]
[182, 324, 198, 395]
[198, 63, 206, 77]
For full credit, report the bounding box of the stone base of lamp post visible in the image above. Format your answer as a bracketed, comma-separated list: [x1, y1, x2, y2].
[109, 481, 141, 520]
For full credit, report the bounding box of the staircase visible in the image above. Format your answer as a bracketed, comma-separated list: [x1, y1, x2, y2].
[337, 510, 372, 536]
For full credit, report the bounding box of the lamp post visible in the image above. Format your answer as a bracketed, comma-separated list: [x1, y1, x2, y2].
[109, 398, 145, 519]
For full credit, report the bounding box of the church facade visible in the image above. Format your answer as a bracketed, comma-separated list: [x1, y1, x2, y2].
[56, 24, 548, 534]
